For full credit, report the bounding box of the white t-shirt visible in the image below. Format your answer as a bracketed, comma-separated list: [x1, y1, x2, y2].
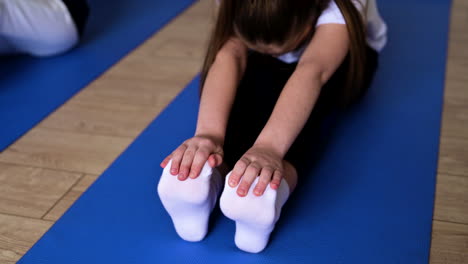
[277, 0, 388, 63]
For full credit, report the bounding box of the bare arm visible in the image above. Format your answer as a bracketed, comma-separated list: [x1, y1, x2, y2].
[255, 24, 350, 157]
[228, 24, 351, 196]
[195, 37, 247, 145]
[161, 37, 247, 179]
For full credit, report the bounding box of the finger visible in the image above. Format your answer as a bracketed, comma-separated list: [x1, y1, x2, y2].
[178, 147, 197, 180]
[270, 170, 283, 190]
[170, 145, 187, 176]
[237, 163, 261, 197]
[254, 167, 274, 196]
[208, 155, 216, 168]
[208, 152, 223, 167]
[160, 154, 172, 168]
[189, 149, 209, 179]
[229, 157, 250, 187]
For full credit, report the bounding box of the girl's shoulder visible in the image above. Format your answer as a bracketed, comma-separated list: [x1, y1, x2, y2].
[317, 0, 368, 27]
[316, 0, 387, 52]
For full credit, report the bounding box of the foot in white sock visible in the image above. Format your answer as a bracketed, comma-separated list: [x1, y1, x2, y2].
[219, 173, 290, 253]
[157, 160, 223, 242]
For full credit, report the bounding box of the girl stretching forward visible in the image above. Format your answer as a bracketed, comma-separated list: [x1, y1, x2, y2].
[158, 0, 387, 253]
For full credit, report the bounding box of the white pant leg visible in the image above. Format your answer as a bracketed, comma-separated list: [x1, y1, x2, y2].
[0, 0, 79, 57]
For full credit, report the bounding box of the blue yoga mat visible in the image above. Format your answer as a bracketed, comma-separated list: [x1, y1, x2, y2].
[0, 0, 196, 151]
[18, 0, 451, 263]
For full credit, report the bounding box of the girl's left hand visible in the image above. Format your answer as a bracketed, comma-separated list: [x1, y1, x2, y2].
[228, 145, 284, 197]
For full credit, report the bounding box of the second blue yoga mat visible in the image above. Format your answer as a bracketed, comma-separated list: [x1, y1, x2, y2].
[0, 0, 196, 151]
[18, 0, 451, 263]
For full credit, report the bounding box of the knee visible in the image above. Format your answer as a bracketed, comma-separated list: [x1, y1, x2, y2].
[28, 26, 80, 57]
[22, 0, 81, 57]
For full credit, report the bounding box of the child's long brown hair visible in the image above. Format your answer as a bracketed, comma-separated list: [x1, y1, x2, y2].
[201, 0, 367, 107]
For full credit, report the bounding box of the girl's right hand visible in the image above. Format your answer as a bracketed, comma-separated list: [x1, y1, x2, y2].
[160, 135, 224, 181]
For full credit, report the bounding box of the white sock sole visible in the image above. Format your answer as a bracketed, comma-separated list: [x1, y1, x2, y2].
[157, 160, 223, 242]
[219, 173, 290, 253]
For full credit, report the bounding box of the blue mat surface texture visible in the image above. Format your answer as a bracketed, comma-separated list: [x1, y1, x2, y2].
[0, 0, 196, 151]
[18, 0, 451, 263]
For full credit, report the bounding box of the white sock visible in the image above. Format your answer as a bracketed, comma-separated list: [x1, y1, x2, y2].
[157, 160, 223, 242]
[219, 173, 290, 253]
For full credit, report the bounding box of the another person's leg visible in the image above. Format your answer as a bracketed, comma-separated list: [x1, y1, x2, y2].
[0, 0, 88, 57]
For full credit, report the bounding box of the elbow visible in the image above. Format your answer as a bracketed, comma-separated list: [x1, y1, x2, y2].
[215, 46, 247, 75]
[296, 60, 328, 86]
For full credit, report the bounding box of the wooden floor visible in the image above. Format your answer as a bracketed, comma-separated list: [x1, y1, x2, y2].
[0, 0, 466, 263]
